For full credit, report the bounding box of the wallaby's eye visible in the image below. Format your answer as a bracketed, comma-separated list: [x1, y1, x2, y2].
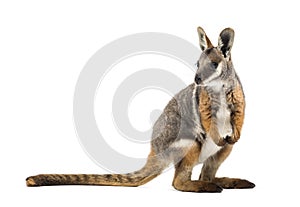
[211, 62, 218, 69]
[195, 61, 199, 68]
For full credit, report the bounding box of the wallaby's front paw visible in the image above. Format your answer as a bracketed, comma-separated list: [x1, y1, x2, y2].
[209, 127, 226, 146]
[226, 127, 241, 144]
[225, 135, 237, 145]
[217, 138, 227, 146]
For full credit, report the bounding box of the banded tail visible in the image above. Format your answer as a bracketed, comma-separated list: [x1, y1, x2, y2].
[26, 152, 166, 187]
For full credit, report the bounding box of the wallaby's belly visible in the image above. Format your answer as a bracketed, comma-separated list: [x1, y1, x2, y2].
[198, 137, 221, 163]
[216, 91, 232, 138]
[199, 90, 232, 163]
[216, 103, 232, 138]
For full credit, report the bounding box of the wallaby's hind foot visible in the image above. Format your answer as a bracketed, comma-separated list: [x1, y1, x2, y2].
[213, 177, 255, 189]
[171, 142, 222, 193]
[173, 180, 222, 193]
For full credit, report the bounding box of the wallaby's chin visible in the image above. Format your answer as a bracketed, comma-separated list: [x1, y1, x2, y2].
[195, 82, 205, 87]
[199, 79, 223, 89]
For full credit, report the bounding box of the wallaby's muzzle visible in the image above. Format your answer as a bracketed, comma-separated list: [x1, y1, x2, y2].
[194, 74, 202, 85]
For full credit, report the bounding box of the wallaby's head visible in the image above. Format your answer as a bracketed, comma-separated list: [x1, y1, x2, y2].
[194, 27, 235, 87]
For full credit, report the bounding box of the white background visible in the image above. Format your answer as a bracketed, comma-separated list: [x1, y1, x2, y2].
[1, 0, 299, 206]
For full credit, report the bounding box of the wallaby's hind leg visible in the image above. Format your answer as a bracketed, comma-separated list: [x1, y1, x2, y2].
[199, 144, 255, 189]
[199, 144, 233, 181]
[172, 142, 222, 193]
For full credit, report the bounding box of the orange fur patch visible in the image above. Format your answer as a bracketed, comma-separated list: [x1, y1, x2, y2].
[226, 83, 245, 142]
[199, 87, 211, 133]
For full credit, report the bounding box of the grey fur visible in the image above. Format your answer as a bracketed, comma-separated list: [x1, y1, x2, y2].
[151, 84, 203, 152]
[150, 27, 241, 165]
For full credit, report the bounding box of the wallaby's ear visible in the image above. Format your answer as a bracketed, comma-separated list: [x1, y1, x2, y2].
[218, 28, 234, 59]
[197, 27, 213, 51]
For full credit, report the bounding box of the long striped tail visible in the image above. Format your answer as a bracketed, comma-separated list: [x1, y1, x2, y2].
[26, 152, 166, 187]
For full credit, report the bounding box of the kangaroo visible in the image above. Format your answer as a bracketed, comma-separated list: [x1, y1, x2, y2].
[26, 27, 255, 192]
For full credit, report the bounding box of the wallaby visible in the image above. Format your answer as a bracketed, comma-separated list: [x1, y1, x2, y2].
[26, 27, 255, 192]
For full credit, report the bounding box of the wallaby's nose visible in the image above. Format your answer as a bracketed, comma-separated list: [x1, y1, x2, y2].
[194, 75, 202, 85]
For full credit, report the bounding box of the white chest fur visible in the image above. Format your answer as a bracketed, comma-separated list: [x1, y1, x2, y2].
[170, 138, 222, 163]
[206, 82, 233, 138]
[198, 83, 232, 163]
[216, 91, 232, 138]
[198, 137, 222, 163]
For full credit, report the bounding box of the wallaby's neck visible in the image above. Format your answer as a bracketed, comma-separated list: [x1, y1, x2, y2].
[205, 62, 237, 95]
[202, 77, 238, 106]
